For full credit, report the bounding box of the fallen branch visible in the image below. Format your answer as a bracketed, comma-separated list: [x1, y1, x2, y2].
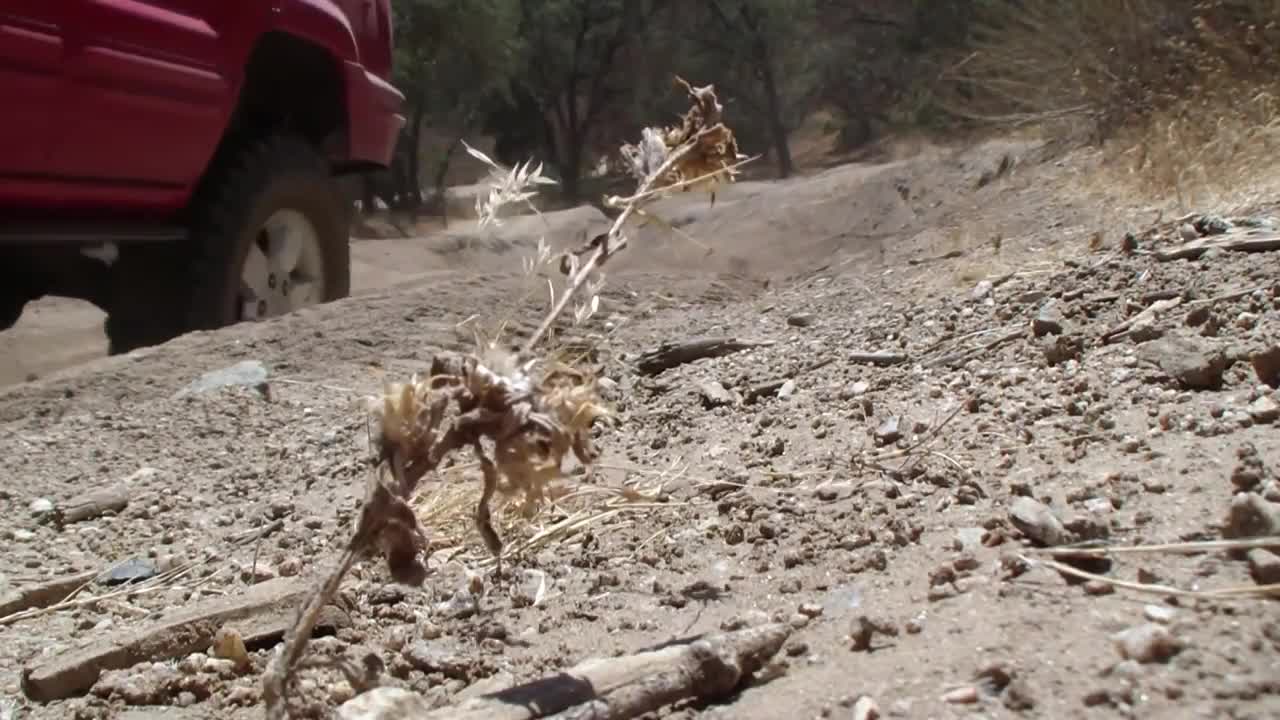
[927, 328, 1023, 368]
[634, 337, 775, 376]
[55, 484, 129, 526]
[1024, 556, 1280, 600]
[1100, 296, 1183, 344]
[1155, 229, 1280, 261]
[337, 623, 791, 720]
[0, 569, 99, 619]
[848, 351, 908, 367]
[1027, 537, 1280, 558]
[21, 577, 332, 702]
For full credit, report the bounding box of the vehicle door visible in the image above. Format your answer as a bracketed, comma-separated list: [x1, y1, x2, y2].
[0, 2, 67, 180]
[48, 1, 233, 187]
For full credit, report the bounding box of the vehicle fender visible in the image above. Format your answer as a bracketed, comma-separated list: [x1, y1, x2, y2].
[268, 0, 359, 63]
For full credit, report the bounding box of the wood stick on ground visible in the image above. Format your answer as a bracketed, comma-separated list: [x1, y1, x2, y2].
[56, 484, 129, 526]
[1026, 557, 1280, 600]
[0, 569, 99, 619]
[1100, 296, 1183, 344]
[848, 351, 908, 367]
[21, 577, 316, 702]
[1155, 229, 1280, 261]
[1028, 536, 1280, 558]
[337, 623, 791, 720]
[928, 327, 1023, 368]
[634, 337, 775, 376]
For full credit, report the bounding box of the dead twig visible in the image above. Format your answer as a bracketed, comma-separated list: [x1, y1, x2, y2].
[1025, 556, 1280, 599]
[634, 337, 775, 376]
[336, 623, 791, 720]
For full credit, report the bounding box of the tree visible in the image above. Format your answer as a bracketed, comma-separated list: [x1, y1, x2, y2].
[483, 0, 672, 202]
[673, 0, 825, 178]
[389, 0, 522, 215]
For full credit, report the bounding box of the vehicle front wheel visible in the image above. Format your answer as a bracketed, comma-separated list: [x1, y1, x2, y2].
[105, 135, 350, 354]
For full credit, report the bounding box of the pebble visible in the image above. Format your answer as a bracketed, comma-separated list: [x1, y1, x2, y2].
[942, 685, 979, 704]
[1246, 549, 1280, 585]
[1143, 604, 1176, 624]
[1224, 493, 1280, 538]
[786, 312, 815, 327]
[1248, 396, 1279, 424]
[29, 497, 55, 518]
[852, 695, 880, 720]
[1008, 496, 1071, 546]
[1112, 623, 1182, 663]
[1251, 344, 1280, 386]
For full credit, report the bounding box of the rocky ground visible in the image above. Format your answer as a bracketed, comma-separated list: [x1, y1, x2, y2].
[1, 138, 1278, 720]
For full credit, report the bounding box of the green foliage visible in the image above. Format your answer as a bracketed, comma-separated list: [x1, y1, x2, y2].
[392, 0, 522, 123]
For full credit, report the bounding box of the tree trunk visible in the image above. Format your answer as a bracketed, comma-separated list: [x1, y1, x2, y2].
[561, 137, 582, 203]
[404, 103, 426, 209]
[361, 174, 376, 216]
[755, 39, 793, 178]
[433, 139, 461, 228]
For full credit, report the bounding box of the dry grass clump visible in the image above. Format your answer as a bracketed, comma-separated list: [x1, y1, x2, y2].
[262, 77, 749, 720]
[941, 0, 1280, 206]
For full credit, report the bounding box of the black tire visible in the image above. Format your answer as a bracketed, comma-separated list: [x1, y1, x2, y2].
[0, 294, 25, 331]
[105, 134, 351, 354]
[0, 266, 30, 331]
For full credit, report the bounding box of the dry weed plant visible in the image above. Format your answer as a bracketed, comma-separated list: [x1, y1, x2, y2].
[262, 77, 751, 720]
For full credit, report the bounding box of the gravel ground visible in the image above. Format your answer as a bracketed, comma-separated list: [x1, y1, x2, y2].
[1, 138, 1278, 720]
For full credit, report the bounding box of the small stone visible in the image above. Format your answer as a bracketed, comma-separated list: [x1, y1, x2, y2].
[176, 360, 269, 397]
[841, 380, 871, 399]
[100, 558, 158, 586]
[1224, 493, 1280, 538]
[1251, 345, 1280, 387]
[1230, 443, 1269, 491]
[403, 643, 469, 680]
[277, 557, 302, 577]
[1042, 333, 1083, 366]
[1248, 396, 1280, 425]
[1143, 604, 1176, 624]
[786, 312, 815, 328]
[852, 695, 880, 720]
[1137, 333, 1227, 390]
[242, 562, 277, 584]
[850, 615, 898, 652]
[1246, 549, 1280, 585]
[1004, 677, 1037, 711]
[777, 379, 797, 400]
[1178, 223, 1199, 241]
[28, 497, 55, 519]
[875, 416, 902, 445]
[1008, 496, 1071, 547]
[1112, 623, 1181, 663]
[698, 381, 736, 409]
[1237, 312, 1260, 330]
[210, 627, 251, 671]
[1032, 301, 1065, 337]
[1083, 579, 1115, 596]
[972, 280, 994, 301]
[943, 686, 979, 704]
[798, 602, 824, 619]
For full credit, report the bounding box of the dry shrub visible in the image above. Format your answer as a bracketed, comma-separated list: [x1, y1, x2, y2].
[261, 77, 748, 720]
[942, 0, 1280, 205]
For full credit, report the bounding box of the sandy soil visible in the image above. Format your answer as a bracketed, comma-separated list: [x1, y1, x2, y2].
[2, 138, 1279, 720]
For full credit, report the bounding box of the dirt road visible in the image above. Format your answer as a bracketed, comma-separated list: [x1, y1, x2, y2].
[2, 140, 1278, 720]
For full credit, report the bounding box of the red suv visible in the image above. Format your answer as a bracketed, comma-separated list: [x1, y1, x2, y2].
[0, 1, 404, 353]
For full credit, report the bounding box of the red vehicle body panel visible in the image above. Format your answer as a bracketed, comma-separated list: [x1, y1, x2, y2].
[0, 0, 403, 221]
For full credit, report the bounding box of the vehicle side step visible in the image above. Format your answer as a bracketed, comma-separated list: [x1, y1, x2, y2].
[0, 224, 185, 245]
